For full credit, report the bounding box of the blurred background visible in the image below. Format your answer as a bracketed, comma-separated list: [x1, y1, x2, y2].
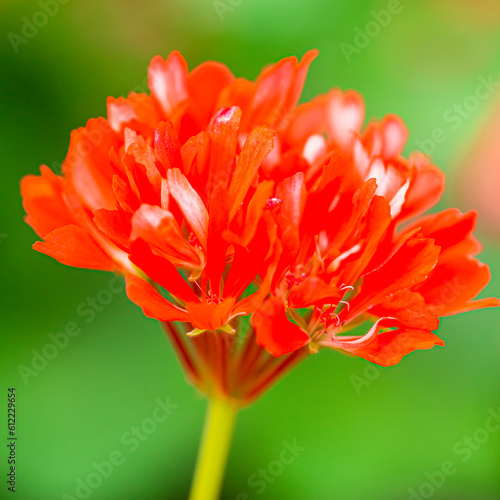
[1, 0, 500, 499]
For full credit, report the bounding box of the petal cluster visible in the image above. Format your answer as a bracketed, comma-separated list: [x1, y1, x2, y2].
[21, 50, 498, 401]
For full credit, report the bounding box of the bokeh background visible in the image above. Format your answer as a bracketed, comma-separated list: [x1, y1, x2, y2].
[1, 1, 500, 499]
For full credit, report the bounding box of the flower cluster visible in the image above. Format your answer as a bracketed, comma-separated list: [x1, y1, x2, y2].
[22, 50, 498, 404]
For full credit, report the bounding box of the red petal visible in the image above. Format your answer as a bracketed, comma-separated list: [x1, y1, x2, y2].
[379, 114, 409, 160]
[222, 233, 264, 299]
[244, 56, 296, 129]
[186, 298, 236, 331]
[283, 95, 329, 148]
[154, 121, 182, 171]
[131, 204, 201, 267]
[167, 168, 209, 250]
[126, 139, 162, 198]
[215, 78, 255, 117]
[62, 118, 120, 210]
[337, 195, 392, 286]
[276, 172, 306, 227]
[187, 61, 235, 129]
[326, 89, 365, 151]
[327, 178, 378, 250]
[416, 256, 499, 316]
[21, 166, 73, 238]
[122, 154, 158, 205]
[207, 106, 242, 204]
[369, 289, 439, 331]
[223, 179, 274, 248]
[33, 225, 115, 271]
[113, 175, 140, 213]
[343, 326, 444, 367]
[129, 239, 199, 303]
[288, 277, 341, 308]
[397, 153, 446, 223]
[126, 274, 190, 322]
[228, 125, 275, 220]
[180, 131, 210, 177]
[406, 209, 480, 257]
[231, 247, 279, 316]
[408, 209, 499, 315]
[107, 93, 160, 134]
[281, 49, 319, 117]
[252, 296, 310, 357]
[346, 238, 440, 321]
[148, 52, 188, 118]
[204, 107, 243, 289]
[93, 209, 131, 250]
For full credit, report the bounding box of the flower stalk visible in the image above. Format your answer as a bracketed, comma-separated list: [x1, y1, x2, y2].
[189, 398, 238, 500]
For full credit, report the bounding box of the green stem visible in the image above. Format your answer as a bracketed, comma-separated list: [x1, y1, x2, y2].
[189, 398, 238, 500]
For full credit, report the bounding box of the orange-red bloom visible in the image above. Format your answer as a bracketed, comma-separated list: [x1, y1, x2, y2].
[21, 50, 498, 403]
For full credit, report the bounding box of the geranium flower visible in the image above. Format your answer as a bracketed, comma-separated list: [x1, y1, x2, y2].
[21, 50, 498, 500]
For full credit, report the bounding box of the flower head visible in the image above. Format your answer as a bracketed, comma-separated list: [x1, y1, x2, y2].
[21, 50, 499, 404]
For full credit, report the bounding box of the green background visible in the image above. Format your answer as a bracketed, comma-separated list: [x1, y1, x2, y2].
[1, 0, 500, 499]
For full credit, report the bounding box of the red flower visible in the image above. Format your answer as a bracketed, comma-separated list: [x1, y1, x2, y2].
[21, 50, 498, 403]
